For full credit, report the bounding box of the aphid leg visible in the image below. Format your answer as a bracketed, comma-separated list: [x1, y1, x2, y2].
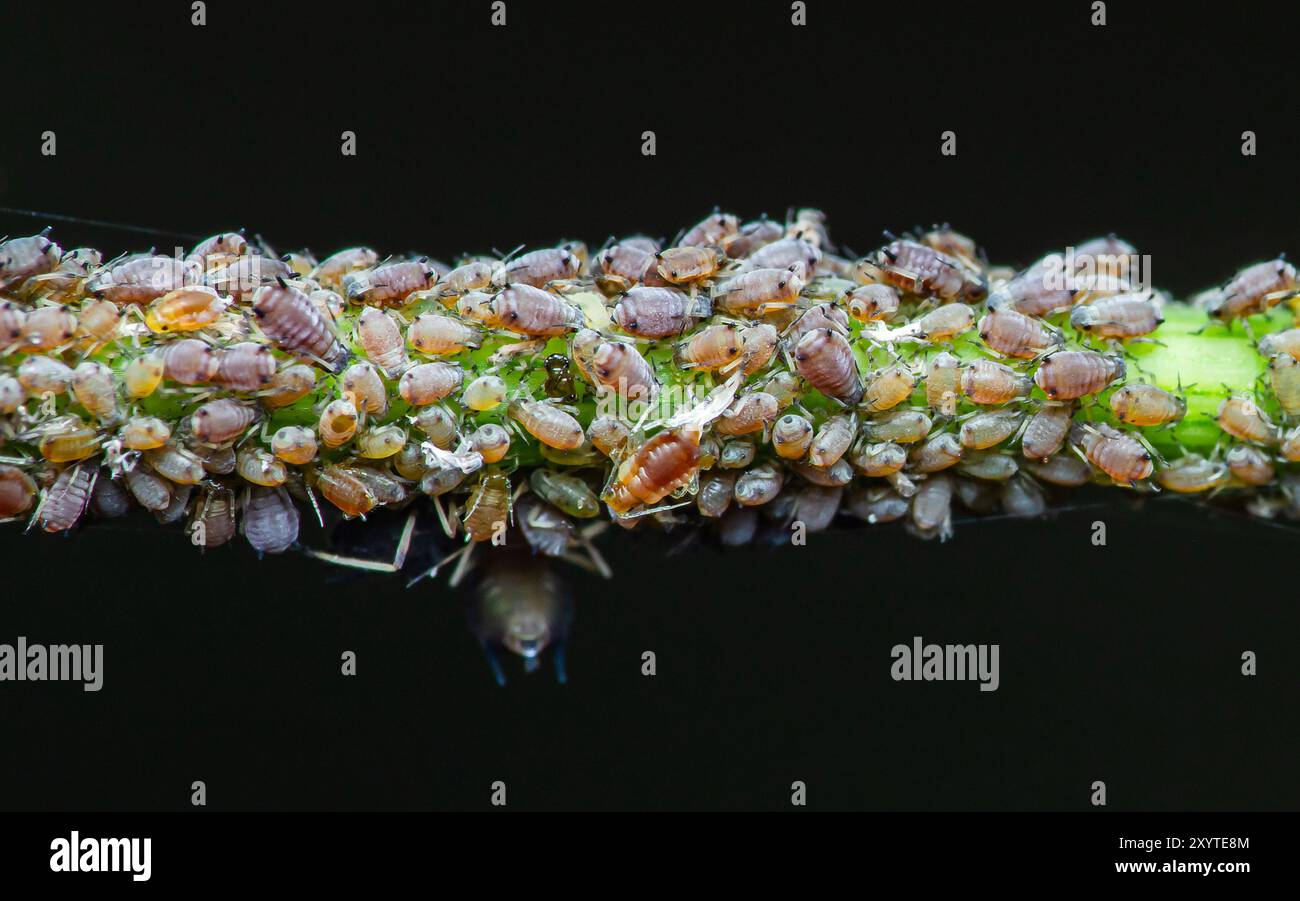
[1132, 430, 1167, 468]
[447, 541, 478, 588]
[305, 507, 418, 573]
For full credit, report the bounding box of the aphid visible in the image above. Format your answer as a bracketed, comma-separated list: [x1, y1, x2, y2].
[154, 483, 193, 524]
[572, 330, 657, 400]
[919, 225, 983, 272]
[924, 352, 962, 416]
[986, 258, 1075, 317]
[1269, 353, 1300, 415]
[241, 486, 300, 555]
[162, 339, 216, 386]
[1071, 422, 1153, 484]
[186, 232, 247, 271]
[89, 473, 132, 519]
[674, 322, 743, 372]
[19, 305, 77, 350]
[654, 246, 724, 284]
[1033, 351, 1125, 400]
[316, 465, 376, 518]
[38, 463, 95, 532]
[529, 469, 599, 519]
[408, 312, 482, 356]
[144, 444, 206, 485]
[420, 463, 469, 499]
[542, 354, 577, 401]
[717, 439, 756, 469]
[909, 473, 954, 540]
[734, 462, 784, 507]
[436, 261, 494, 298]
[772, 414, 814, 460]
[74, 300, 121, 352]
[71, 361, 119, 422]
[1024, 453, 1091, 487]
[957, 450, 1019, 481]
[959, 409, 1023, 450]
[344, 259, 437, 307]
[726, 217, 784, 259]
[864, 239, 985, 303]
[509, 399, 585, 450]
[845, 284, 901, 323]
[695, 470, 737, 518]
[212, 341, 276, 392]
[271, 426, 318, 465]
[236, 446, 288, 487]
[356, 424, 408, 459]
[319, 398, 360, 447]
[1020, 402, 1075, 461]
[597, 241, 655, 287]
[38, 415, 100, 462]
[1108, 384, 1185, 427]
[1069, 293, 1163, 340]
[190, 440, 235, 475]
[0, 375, 22, 413]
[735, 322, 780, 378]
[806, 414, 854, 468]
[587, 417, 630, 458]
[357, 306, 408, 376]
[860, 364, 917, 413]
[1281, 426, 1300, 462]
[463, 374, 508, 411]
[715, 392, 778, 436]
[680, 211, 739, 249]
[397, 362, 463, 406]
[455, 290, 501, 327]
[18, 355, 74, 395]
[0, 231, 62, 291]
[261, 364, 317, 408]
[910, 432, 964, 473]
[469, 423, 511, 464]
[88, 255, 190, 306]
[1216, 395, 1278, 445]
[849, 441, 908, 477]
[1226, 444, 1274, 486]
[744, 238, 821, 273]
[494, 246, 582, 289]
[790, 483, 842, 532]
[491, 285, 584, 337]
[123, 353, 165, 398]
[1072, 235, 1138, 279]
[794, 328, 862, 404]
[843, 484, 908, 524]
[410, 405, 459, 447]
[19, 248, 98, 303]
[252, 282, 349, 373]
[192, 399, 258, 445]
[861, 409, 931, 444]
[785, 303, 850, 342]
[1156, 454, 1229, 494]
[612, 286, 709, 339]
[960, 359, 1032, 405]
[911, 303, 976, 342]
[1207, 258, 1299, 322]
[310, 247, 380, 290]
[1257, 328, 1300, 360]
[340, 361, 387, 416]
[0, 302, 25, 350]
[978, 307, 1059, 358]
[999, 473, 1047, 518]
[144, 286, 229, 333]
[713, 267, 804, 316]
[463, 471, 512, 542]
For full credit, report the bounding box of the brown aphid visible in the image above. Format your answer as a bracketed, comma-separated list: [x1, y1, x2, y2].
[190, 440, 236, 475]
[910, 432, 964, 473]
[1033, 351, 1124, 400]
[864, 239, 985, 303]
[959, 409, 1023, 450]
[674, 322, 744, 372]
[860, 364, 916, 413]
[398, 362, 463, 406]
[1020, 402, 1075, 461]
[613, 286, 709, 338]
[319, 398, 360, 448]
[71, 361, 119, 422]
[347, 465, 411, 508]
[212, 341, 276, 392]
[772, 414, 814, 460]
[38, 415, 99, 463]
[19, 305, 77, 351]
[162, 338, 216, 386]
[145, 444, 206, 485]
[310, 247, 380, 290]
[271, 426, 318, 466]
[715, 392, 778, 436]
[794, 328, 862, 404]
[849, 440, 907, 477]
[0, 230, 62, 292]
[911, 303, 976, 342]
[144, 286, 229, 333]
[252, 282, 349, 372]
[492, 284, 584, 337]
[408, 312, 482, 356]
[861, 409, 931, 444]
[188, 485, 238, 548]
[603, 429, 702, 515]
[696, 470, 738, 518]
[845, 284, 901, 323]
[508, 399, 585, 450]
[87, 255, 191, 306]
[0, 301, 25, 350]
[588, 417, 630, 458]
[713, 266, 803, 315]
[1207, 258, 1299, 322]
[18, 355, 73, 395]
[961, 359, 1032, 406]
[1069, 293, 1163, 340]
[469, 423, 511, 464]
[340, 361, 387, 416]
[1156, 454, 1229, 494]
[978, 307, 1059, 358]
[316, 465, 376, 518]
[1071, 422, 1153, 484]
[436, 261, 494, 299]
[120, 416, 171, 450]
[1108, 383, 1185, 427]
[1268, 353, 1300, 415]
[1225, 445, 1274, 486]
[345, 258, 437, 306]
[494, 246, 582, 289]
[461, 471, 512, 542]
[74, 299, 121, 352]
[123, 353, 165, 398]
[185, 232, 247, 271]
[38, 463, 95, 532]
[595, 242, 654, 292]
[1216, 395, 1278, 445]
[192, 399, 258, 445]
[356, 306, 408, 376]
[925, 352, 962, 416]
[0, 464, 38, 518]
[909, 473, 954, 539]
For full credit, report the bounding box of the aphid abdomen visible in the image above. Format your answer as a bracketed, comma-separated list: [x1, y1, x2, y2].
[212, 342, 276, 392]
[241, 486, 300, 555]
[192, 399, 258, 445]
[794, 328, 862, 404]
[1033, 351, 1124, 400]
[39, 463, 95, 532]
[978, 308, 1056, 358]
[162, 339, 216, 386]
[1069, 294, 1162, 339]
[605, 430, 700, 513]
[493, 285, 584, 337]
[508, 400, 585, 450]
[252, 283, 349, 373]
[960, 359, 1031, 406]
[357, 307, 408, 376]
[464, 472, 511, 542]
[1020, 403, 1074, 461]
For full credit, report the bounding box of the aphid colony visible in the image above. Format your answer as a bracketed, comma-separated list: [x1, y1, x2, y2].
[1, 212, 1298, 569]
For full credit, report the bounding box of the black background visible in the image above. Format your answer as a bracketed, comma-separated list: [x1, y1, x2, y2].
[0, 0, 1297, 812]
